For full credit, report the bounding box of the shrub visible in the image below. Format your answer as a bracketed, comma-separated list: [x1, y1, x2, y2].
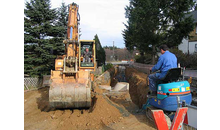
[104, 63, 114, 71]
[170, 48, 197, 69]
[135, 54, 152, 64]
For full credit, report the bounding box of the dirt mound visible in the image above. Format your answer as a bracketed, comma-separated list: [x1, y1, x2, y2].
[125, 67, 149, 108]
[24, 87, 123, 130]
[24, 66, 158, 130]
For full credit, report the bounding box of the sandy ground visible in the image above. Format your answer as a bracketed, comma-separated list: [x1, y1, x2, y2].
[24, 87, 156, 130]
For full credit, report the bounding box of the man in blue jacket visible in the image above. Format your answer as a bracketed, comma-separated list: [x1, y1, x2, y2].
[149, 45, 177, 95]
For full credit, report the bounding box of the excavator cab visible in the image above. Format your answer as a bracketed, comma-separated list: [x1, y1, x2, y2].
[79, 40, 96, 68]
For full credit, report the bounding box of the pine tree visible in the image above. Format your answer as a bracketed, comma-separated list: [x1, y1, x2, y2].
[94, 34, 106, 66]
[24, 0, 67, 77]
[52, 2, 68, 57]
[123, 0, 196, 63]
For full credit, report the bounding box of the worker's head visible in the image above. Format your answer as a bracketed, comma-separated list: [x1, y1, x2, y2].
[159, 45, 169, 54]
[86, 48, 89, 52]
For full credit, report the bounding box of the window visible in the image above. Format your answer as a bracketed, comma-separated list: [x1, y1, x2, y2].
[80, 43, 94, 67]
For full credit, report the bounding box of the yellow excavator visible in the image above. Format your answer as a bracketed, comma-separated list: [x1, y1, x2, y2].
[49, 2, 96, 108]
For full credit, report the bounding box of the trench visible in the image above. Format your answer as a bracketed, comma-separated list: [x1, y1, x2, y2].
[98, 66, 145, 116]
[104, 65, 197, 111]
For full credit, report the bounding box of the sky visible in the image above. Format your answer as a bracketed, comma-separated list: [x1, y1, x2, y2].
[27, 0, 130, 48]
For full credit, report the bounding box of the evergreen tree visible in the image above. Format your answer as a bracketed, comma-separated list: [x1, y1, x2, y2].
[94, 34, 106, 66]
[123, 0, 196, 63]
[24, 0, 67, 77]
[52, 2, 68, 57]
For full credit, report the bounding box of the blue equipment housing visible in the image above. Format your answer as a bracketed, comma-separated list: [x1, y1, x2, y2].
[149, 81, 192, 111]
[148, 68, 192, 111]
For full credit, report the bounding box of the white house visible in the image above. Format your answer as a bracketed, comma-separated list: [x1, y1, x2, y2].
[178, 10, 197, 54]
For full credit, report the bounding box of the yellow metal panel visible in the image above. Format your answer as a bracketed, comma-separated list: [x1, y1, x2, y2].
[172, 88, 180, 92]
[51, 70, 62, 79]
[186, 87, 190, 91]
[55, 59, 63, 70]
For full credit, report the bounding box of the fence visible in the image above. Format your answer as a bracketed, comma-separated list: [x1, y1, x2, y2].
[24, 75, 51, 90]
[130, 63, 154, 75]
[24, 77, 42, 90]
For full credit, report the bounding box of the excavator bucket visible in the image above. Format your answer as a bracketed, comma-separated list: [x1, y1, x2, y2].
[49, 71, 92, 108]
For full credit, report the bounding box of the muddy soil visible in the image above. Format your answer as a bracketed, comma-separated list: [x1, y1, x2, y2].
[25, 86, 121, 130]
[125, 67, 149, 108]
[24, 87, 156, 130]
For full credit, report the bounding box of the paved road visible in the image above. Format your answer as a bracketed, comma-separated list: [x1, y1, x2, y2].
[184, 70, 197, 78]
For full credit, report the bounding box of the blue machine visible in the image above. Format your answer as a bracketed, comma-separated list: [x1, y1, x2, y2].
[146, 68, 192, 112]
[149, 81, 192, 111]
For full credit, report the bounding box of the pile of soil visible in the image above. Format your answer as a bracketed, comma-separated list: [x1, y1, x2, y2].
[125, 67, 149, 108]
[24, 87, 123, 130]
[24, 66, 158, 130]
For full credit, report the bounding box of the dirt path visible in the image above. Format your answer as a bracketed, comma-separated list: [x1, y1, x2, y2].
[24, 87, 156, 130]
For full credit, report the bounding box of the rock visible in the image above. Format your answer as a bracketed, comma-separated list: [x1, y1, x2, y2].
[113, 82, 129, 91]
[99, 85, 111, 91]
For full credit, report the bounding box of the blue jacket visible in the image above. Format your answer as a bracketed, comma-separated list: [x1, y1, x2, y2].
[151, 51, 177, 79]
